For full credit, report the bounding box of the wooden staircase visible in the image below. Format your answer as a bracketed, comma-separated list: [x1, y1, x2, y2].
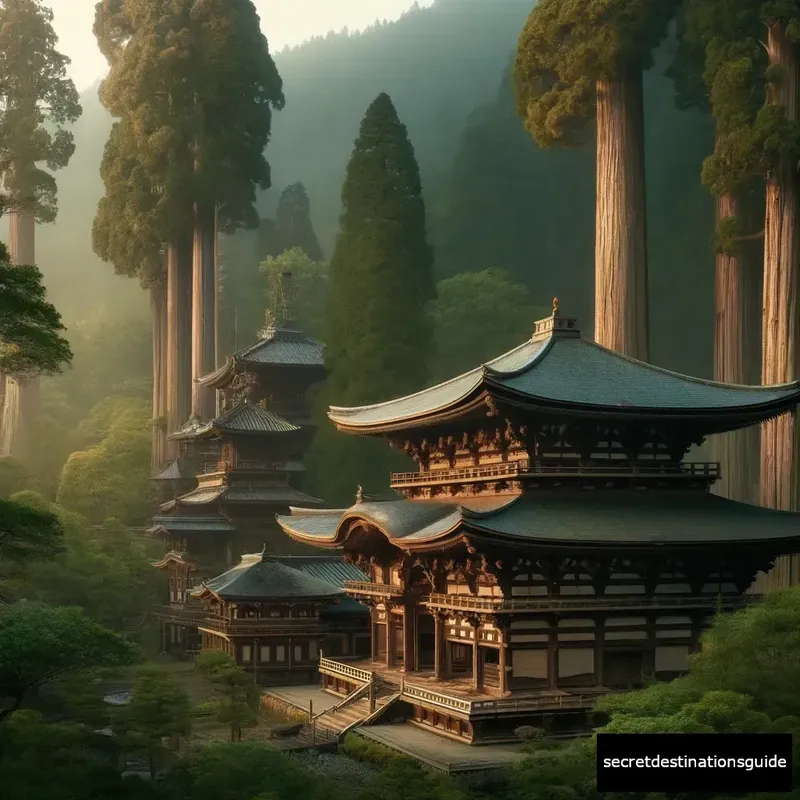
[315, 684, 400, 735]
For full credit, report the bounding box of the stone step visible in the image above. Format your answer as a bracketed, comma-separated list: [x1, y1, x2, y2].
[318, 693, 398, 733]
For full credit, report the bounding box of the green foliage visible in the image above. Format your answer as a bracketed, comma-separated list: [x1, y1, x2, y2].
[514, 0, 680, 145]
[260, 247, 329, 338]
[0, 0, 81, 221]
[123, 664, 191, 779]
[324, 92, 434, 405]
[356, 757, 467, 800]
[0, 709, 161, 800]
[0, 494, 63, 563]
[0, 246, 72, 377]
[4, 508, 162, 633]
[259, 183, 324, 262]
[0, 602, 139, 723]
[340, 731, 401, 766]
[195, 651, 260, 742]
[93, 0, 285, 284]
[0, 457, 36, 496]
[428, 269, 548, 380]
[56, 396, 154, 524]
[688, 588, 800, 718]
[163, 741, 335, 800]
[508, 737, 598, 800]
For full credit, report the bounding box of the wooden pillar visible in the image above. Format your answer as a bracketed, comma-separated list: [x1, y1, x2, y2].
[497, 622, 509, 696]
[192, 202, 217, 421]
[547, 617, 558, 688]
[471, 618, 481, 692]
[402, 605, 415, 672]
[595, 618, 605, 686]
[385, 604, 393, 668]
[151, 281, 168, 472]
[433, 612, 444, 679]
[370, 607, 378, 661]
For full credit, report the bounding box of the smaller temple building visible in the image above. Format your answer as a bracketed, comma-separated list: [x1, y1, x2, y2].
[277, 301, 800, 744]
[151, 312, 325, 656]
[192, 550, 370, 685]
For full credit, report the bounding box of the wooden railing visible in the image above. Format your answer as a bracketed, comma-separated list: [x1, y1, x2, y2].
[423, 593, 753, 613]
[391, 460, 720, 486]
[202, 617, 325, 636]
[402, 682, 473, 714]
[391, 461, 528, 486]
[318, 656, 373, 684]
[344, 581, 403, 597]
[469, 692, 608, 715]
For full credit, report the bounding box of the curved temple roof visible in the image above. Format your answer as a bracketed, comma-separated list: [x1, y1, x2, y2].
[328, 310, 800, 433]
[169, 401, 299, 441]
[276, 493, 800, 551]
[193, 551, 345, 601]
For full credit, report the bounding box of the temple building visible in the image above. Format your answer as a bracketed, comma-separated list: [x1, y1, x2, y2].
[191, 550, 370, 685]
[151, 312, 326, 655]
[277, 302, 800, 744]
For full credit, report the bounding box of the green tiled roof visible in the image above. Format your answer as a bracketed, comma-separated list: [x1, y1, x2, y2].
[328, 313, 800, 431]
[170, 403, 299, 440]
[277, 491, 800, 549]
[149, 515, 235, 535]
[238, 325, 324, 367]
[199, 552, 344, 600]
[177, 484, 323, 507]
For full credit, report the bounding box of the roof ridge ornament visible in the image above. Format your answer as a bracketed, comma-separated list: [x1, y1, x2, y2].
[355, 485, 364, 504]
[532, 295, 580, 341]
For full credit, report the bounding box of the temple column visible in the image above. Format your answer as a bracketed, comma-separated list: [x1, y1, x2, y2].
[470, 617, 481, 692]
[547, 617, 558, 688]
[385, 603, 393, 668]
[370, 606, 378, 662]
[595, 619, 605, 686]
[433, 612, 445, 679]
[402, 605, 415, 671]
[497, 620, 509, 696]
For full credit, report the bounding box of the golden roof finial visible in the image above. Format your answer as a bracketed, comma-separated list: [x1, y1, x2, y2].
[552, 297, 559, 315]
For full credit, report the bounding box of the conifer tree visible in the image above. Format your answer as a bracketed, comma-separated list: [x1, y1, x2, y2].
[668, 0, 765, 504]
[258, 182, 324, 262]
[0, 0, 81, 459]
[515, 0, 679, 359]
[311, 93, 434, 503]
[695, 2, 800, 515]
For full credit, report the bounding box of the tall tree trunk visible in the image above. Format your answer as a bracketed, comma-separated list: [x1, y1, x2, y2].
[151, 282, 168, 471]
[711, 193, 751, 502]
[760, 21, 800, 589]
[191, 202, 216, 421]
[0, 210, 37, 458]
[594, 68, 649, 360]
[166, 231, 193, 458]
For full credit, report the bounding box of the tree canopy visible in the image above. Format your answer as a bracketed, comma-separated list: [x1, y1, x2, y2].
[0, 243, 71, 377]
[514, 0, 679, 146]
[258, 182, 324, 262]
[0, 0, 81, 221]
[0, 602, 139, 723]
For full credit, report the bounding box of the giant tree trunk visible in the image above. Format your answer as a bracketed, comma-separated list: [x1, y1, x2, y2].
[166, 232, 193, 458]
[594, 69, 649, 360]
[151, 282, 168, 471]
[191, 202, 217, 421]
[711, 193, 752, 502]
[0, 210, 37, 458]
[760, 22, 800, 589]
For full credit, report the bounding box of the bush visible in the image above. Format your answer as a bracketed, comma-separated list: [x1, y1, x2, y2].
[340, 732, 401, 767]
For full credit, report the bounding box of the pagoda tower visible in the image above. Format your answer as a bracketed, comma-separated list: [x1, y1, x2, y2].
[151, 299, 325, 655]
[277, 301, 800, 744]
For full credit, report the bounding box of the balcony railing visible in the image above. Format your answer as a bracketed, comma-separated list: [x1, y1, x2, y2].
[469, 692, 610, 715]
[392, 461, 528, 486]
[201, 616, 326, 637]
[423, 593, 754, 613]
[153, 603, 205, 624]
[318, 656, 373, 684]
[391, 460, 720, 487]
[344, 581, 403, 597]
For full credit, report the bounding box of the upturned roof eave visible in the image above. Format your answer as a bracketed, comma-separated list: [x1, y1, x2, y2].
[196, 358, 238, 389]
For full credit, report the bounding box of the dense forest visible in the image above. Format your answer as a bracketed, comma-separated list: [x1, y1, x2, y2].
[2, 0, 800, 797]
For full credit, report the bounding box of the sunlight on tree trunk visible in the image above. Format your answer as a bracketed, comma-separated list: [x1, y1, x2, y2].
[192, 202, 217, 421]
[594, 70, 649, 360]
[151, 282, 168, 471]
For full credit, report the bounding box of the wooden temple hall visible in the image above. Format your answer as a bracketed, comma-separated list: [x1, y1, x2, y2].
[276, 302, 800, 744]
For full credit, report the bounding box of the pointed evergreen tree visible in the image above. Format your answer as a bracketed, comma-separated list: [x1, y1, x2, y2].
[310, 93, 434, 503]
[257, 182, 323, 262]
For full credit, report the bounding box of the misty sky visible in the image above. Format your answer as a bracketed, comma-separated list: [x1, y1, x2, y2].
[49, 0, 433, 92]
